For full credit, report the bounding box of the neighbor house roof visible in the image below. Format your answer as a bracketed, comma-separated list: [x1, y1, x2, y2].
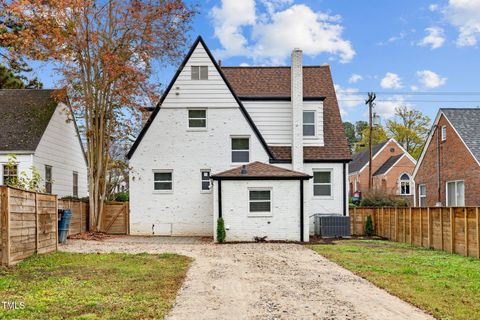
[349, 140, 390, 174]
[211, 161, 312, 180]
[222, 66, 351, 162]
[0, 89, 58, 152]
[373, 154, 403, 176]
[441, 108, 480, 162]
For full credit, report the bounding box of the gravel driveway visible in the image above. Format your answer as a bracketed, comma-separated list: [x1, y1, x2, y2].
[61, 237, 433, 320]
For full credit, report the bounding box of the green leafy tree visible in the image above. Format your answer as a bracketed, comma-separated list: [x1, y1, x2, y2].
[0, 64, 42, 89]
[386, 106, 430, 159]
[355, 121, 368, 140]
[364, 215, 374, 236]
[343, 122, 356, 151]
[355, 125, 389, 153]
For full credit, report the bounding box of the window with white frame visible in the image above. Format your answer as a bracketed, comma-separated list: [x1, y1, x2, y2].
[2, 164, 17, 185]
[153, 171, 173, 191]
[441, 125, 447, 141]
[303, 111, 316, 136]
[191, 66, 208, 80]
[188, 109, 207, 128]
[419, 184, 426, 207]
[447, 180, 464, 207]
[313, 170, 332, 197]
[249, 189, 271, 214]
[231, 137, 249, 163]
[399, 173, 411, 195]
[201, 170, 211, 191]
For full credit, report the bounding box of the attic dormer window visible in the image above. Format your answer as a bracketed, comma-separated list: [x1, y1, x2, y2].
[441, 125, 446, 141]
[191, 66, 208, 80]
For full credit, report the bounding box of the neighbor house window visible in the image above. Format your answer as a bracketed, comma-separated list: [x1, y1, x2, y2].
[45, 165, 52, 194]
[231, 137, 249, 163]
[191, 66, 208, 80]
[188, 109, 207, 128]
[399, 173, 411, 195]
[441, 125, 447, 141]
[73, 172, 79, 198]
[201, 170, 211, 191]
[303, 111, 316, 136]
[153, 170, 173, 191]
[313, 170, 332, 197]
[447, 180, 464, 207]
[249, 189, 271, 214]
[2, 164, 17, 185]
[419, 184, 426, 207]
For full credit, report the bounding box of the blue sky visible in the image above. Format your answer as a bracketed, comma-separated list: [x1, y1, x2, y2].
[35, 0, 480, 124]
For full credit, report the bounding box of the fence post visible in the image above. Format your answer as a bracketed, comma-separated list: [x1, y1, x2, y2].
[353, 207, 357, 235]
[464, 208, 469, 257]
[409, 207, 413, 244]
[1, 187, 11, 266]
[420, 208, 423, 246]
[403, 208, 406, 242]
[428, 207, 432, 248]
[35, 192, 39, 253]
[395, 207, 399, 241]
[440, 208, 444, 250]
[449, 208, 455, 253]
[476, 207, 480, 259]
[381, 207, 385, 237]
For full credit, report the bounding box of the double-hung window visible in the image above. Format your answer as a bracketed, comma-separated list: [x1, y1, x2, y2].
[249, 189, 272, 215]
[188, 109, 207, 128]
[446, 180, 464, 207]
[73, 172, 79, 198]
[201, 170, 211, 192]
[191, 66, 208, 80]
[2, 164, 17, 185]
[231, 137, 249, 163]
[154, 170, 173, 192]
[441, 125, 447, 141]
[303, 111, 316, 136]
[45, 165, 53, 194]
[313, 170, 332, 197]
[419, 184, 426, 207]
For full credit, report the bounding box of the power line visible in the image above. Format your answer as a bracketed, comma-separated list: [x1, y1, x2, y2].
[350, 91, 480, 96]
[338, 99, 480, 103]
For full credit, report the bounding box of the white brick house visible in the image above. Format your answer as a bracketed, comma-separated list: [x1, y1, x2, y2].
[0, 89, 88, 198]
[127, 36, 351, 242]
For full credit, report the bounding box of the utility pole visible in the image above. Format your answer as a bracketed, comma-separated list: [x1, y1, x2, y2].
[365, 92, 376, 190]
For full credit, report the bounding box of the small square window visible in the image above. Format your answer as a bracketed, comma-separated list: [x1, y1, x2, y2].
[232, 138, 249, 163]
[191, 66, 208, 80]
[201, 170, 211, 191]
[441, 125, 446, 141]
[188, 109, 207, 128]
[154, 171, 173, 191]
[249, 190, 271, 214]
[313, 170, 332, 197]
[303, 111, 315, 136]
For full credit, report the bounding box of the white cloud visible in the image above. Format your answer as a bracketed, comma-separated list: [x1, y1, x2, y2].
[211, 0, 355, 64]
[348, 74, 363, 83]
[239, 62, 251, 66]
[380, 72, 403, 89]
[334, 84, 364, 116]
[416, 70, 447, 88]
[410, 85, 419, 91]
[419, 27, 445, 49]
[444, 0, 480, 46]
[429, 4, 439, 11]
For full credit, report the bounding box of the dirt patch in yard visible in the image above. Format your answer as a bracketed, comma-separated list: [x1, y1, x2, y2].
[61, 237, 434, 320]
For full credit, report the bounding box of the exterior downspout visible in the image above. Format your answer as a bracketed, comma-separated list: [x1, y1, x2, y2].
[300, 179, 304, 242]
[343, 162, 347, 216]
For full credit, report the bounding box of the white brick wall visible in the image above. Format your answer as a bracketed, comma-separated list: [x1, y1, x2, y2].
[213, 179, 307, 242]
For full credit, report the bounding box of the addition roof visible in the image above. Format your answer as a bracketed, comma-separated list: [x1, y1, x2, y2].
[211, 161, 312, 180]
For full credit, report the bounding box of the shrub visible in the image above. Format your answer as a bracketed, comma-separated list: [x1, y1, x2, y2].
[364, 215, 374, 236]
[113, 192, 129, 202]
[216, 217, 226, 243]
[359, 189, 408, 207]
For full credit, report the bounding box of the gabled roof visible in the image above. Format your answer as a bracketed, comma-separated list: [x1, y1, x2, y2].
[441, 108, 480, 162]
[373, 154, 403, 176]
[0, 89, 57, 151]
[222, 66, 351, 162]
[211, 161, 311, 180]
[349, 140, 389, 174]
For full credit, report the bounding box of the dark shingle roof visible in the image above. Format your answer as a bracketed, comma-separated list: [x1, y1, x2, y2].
[222, 66, 351, 161]
[373, 154, 403, 176]
[349, 140, 389, 173]
[0, 89, 57, 151]
[441, 108, 480, 162]
[211, 161, 311, 179]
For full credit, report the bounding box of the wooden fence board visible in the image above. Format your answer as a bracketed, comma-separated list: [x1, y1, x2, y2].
[351, 206, 480, 259]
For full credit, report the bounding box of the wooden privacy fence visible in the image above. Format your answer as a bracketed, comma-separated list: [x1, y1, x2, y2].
[351, 207, 480, 259]
[0, 186, 58, 266]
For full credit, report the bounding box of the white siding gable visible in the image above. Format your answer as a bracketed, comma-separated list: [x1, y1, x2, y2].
[33, 103, 88, 197]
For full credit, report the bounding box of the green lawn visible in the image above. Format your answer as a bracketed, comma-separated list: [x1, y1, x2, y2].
[309, 240, 480, 320]
[0, 252, 192, 320]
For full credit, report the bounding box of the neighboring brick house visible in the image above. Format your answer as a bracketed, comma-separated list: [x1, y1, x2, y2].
[413, 108, 480, 207]
[348, 138, 416, 200]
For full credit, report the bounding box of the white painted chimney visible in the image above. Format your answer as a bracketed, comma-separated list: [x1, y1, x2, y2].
[291, 48, 303, 171]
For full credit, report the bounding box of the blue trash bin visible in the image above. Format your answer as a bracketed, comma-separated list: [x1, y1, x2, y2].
[58, 209, 72, 243]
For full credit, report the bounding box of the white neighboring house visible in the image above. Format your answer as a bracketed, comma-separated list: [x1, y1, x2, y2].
[128, 36, 351, 242]
[0, 89, 88, 198]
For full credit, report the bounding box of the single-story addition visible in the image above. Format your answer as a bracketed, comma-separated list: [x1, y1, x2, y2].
[0, 89, 88, 197]
[211, 162, 312, 242]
